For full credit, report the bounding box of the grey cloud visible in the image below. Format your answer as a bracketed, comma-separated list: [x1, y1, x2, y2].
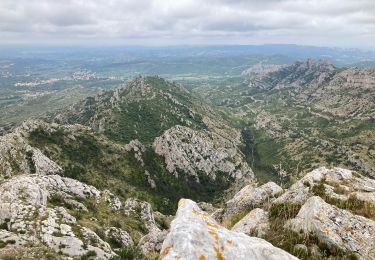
[0, 0, 374, 47]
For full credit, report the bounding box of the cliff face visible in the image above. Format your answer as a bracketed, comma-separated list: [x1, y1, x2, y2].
[153, 125, 254, 182]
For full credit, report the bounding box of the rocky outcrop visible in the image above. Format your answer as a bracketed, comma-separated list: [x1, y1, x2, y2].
[0, 125, 62, 180]
[287, 196, 375, 259]
[105, 227, 133, 247]
[153, 125, 254, 182]
[224, 182, 283, 218]
[231, 208, 270, 237]
[29, 147, 62, 175]
[159, 199, 298, 260]
[124, 198, 168, 254]
[0, 174, 114, 258]
[275, 167, 375, 205]
[124, 198, 159, 233]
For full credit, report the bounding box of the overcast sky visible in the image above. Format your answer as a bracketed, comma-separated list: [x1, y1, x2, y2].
[0, 0, 374, 48]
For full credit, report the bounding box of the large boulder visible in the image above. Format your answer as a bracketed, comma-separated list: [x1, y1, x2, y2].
[287, 196, 375, 259]
[224, 182, 283, 218]
[159, 199, 298, 260]
[231, 208, 270, 237]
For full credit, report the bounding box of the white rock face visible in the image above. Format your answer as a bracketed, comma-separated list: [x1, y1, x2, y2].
[0, 174, 115, 258]
[160, 199, 298, 260]
[0, 123, 62, 180]
[153, 125, 254, 182]
[287, 196, 375, 259]
[124, 197, 169, 254]
[231, 208, 270, 237]
[224, 182, 283, 218]
[275, 167, 375, 205]
[124, 198, 159, 233]
[30, 147, 62, 176]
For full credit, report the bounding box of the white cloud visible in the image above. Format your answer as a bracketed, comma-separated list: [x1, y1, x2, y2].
[0, 0, 374, 47]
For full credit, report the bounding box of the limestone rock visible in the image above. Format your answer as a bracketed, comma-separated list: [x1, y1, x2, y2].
[30, 147, 62, 176]
[124, 198, 159, 233]
[287, 196, 375, 259]
[105, 227, 134, 247]
[197, 202, 217, 213]
[153, 125, 254, 182]
[139, 229, 168, 254]
[102, 190, 122, 211]
[224, 182, 283, 218]
[211, 208, 225, 223]
[0, 174, 116, 258]
[231, 208, 270, 237]
[275, 167, 375, 205]
[159, 199, 298, 260]
[0, 126, 62, 180]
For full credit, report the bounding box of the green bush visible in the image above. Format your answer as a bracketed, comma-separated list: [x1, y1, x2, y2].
[80, 250, 97, 260]
[110, 245, 144, 260]
[268, 202, 302, 222]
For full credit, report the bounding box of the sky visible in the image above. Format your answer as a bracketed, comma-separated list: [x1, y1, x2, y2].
[0, 0, 375, 48]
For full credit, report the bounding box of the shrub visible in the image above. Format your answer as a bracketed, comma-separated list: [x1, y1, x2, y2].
[0, 222, 8, 230]
[110, 245, 144, 260]
[268, 202, 302, 222]
[311, 178, 326, 197]
[26, 150, 36, 174]
[80, 250, 97, 260]
[222, 210, 249, 229]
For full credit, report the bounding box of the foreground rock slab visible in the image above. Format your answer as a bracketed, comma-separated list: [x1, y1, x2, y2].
[160, 199, 298, 260]
[287, 196, 375, 259]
